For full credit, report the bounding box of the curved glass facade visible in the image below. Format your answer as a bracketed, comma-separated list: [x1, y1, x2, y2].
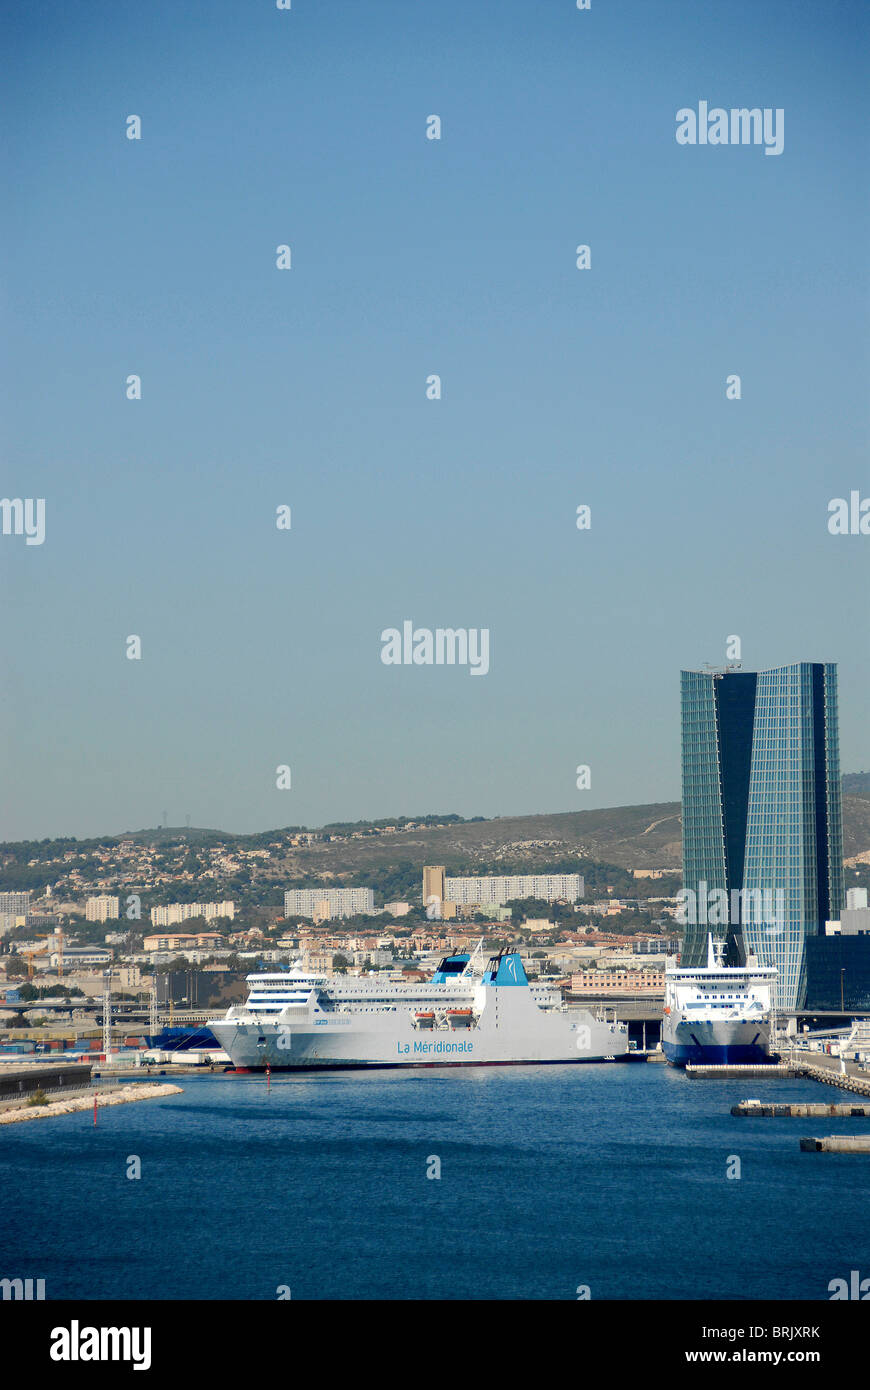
[680, 663, 843, 1009]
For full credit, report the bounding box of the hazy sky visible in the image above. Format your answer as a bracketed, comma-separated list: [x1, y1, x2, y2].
[2, 0, 868, 841]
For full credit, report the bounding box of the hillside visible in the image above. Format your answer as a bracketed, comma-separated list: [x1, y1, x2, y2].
[843, 771, 870, 800]
[267, 796, 870, 877]
[3, 778, 869, 897]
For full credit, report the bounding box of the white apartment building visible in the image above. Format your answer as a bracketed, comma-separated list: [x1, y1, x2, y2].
[86, 895, 120, 922]
[0, 892, 31, 916]
[149, 901, 235, 926]
[284, 888, 376, 920]
[443, 874, 584, 908]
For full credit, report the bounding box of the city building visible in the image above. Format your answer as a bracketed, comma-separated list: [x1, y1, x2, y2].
[284, 888, 375, 920]
[86, 895, 120, 922]
[304, 949, 341, 971]
[149, 901, 235, 926]
[353, 949, 394, 968]
[49, 946, 112, 971]
[0, 892, 31, 916]
[156, 968, 231, 1008]
[422, 866, 445, 912]
[422, 868, 583, 911]
[805, 935, 870, 1011]
[680, 663, 843, 1008]
[143, 932, 226, 951]
[570, 970, 665, 994]
[824, 908, 870, 937]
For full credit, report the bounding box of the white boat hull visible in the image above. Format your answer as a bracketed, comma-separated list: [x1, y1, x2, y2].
[210, 987, 628, 1069]
[661, 1014, 772, 1066]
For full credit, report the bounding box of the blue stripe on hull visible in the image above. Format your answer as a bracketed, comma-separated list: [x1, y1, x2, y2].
[662, 1041, 773, 1067]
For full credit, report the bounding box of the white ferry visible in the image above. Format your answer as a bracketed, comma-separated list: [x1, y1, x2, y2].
[662, 935, 777, 1066]
[208, 946, 628, 1070]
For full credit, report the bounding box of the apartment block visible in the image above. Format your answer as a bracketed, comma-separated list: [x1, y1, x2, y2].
[284, 888, 376, 920]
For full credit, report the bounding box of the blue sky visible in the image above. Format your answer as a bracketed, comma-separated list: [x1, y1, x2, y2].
[2, 0, 868, 839]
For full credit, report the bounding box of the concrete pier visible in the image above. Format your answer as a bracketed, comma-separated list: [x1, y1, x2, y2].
[685, 1063, 793, 1079]
[733, 1100, 870, 1117]
[686, 1057, 870, 1095]
[800, 1135, 870, 1153]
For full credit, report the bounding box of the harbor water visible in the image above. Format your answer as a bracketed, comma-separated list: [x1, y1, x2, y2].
[3, 1064, 869, 1300]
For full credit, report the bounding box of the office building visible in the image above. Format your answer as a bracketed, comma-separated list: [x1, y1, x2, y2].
[805, 936, 870, 1011]
[680, 663, 843, 1008]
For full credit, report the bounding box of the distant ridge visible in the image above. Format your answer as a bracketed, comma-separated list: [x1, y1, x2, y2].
[4, 772, 869, 873]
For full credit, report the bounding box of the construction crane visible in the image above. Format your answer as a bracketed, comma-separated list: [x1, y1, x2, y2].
[20, 940, 49, 980]
[19, 927, 64, 981]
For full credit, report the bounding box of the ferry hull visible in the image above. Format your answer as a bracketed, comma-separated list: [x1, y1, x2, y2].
[662, 938, 778, 1070]
[662, 1041, 773, 1066]
[209, 951, 629, 1072]
[662, 1017, 773, 1068]
[210, 1006, 628, 1071]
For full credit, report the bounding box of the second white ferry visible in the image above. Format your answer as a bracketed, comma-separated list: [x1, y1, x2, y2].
[662, 935, 777, 1066]
[208, 946, 628, 1069]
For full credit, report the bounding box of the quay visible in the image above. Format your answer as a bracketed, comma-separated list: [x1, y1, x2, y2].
[685, 1063, 793, 1079]
[732, 1100, 870, 1117]
[800, 1135, 870, 1153]
[94, 1059, 226, 1077]
[687, 1054, 870, 1095]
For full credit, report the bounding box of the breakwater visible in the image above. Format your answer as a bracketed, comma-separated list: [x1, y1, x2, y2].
[0, 1082, 182, 1124]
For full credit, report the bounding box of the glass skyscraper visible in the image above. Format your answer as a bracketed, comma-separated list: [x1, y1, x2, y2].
[680, 663, 843, 1009]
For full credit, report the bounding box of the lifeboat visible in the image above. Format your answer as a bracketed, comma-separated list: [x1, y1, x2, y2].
[415, 1011, 436, 1029]
[446, 1009, 474, 1029]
